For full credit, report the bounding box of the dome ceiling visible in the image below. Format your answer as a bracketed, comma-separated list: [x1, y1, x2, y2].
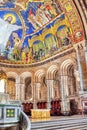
[0, 0, 84, 64]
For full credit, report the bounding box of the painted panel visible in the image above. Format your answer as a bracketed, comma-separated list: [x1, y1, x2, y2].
[0, 0, 84, 64]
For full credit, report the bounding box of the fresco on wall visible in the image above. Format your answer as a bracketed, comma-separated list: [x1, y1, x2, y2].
[59, 0, 84, 43]
[0, 0, 84, 64]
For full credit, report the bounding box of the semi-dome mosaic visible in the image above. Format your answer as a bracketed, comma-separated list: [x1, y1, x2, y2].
[0, 0, 84, 64]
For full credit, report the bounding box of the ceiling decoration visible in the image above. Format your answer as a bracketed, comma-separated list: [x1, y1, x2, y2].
[0, 0, 84, 64]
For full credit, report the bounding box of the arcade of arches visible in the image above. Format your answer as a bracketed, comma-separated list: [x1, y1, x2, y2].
[0, 0, 87, 116]
[0, 50, 87, 115]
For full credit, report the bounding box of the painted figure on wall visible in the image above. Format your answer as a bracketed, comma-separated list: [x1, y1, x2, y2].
[56, 25, 72, 47]
[28, 8, 42, 30]
[0, 15, 22, 55]
[12, 32, 22, 60]
[27, 1, 62, 31]
[0, 0, 84, 64]
[44, 34, 58, 55]
[51, 0, 62, 14]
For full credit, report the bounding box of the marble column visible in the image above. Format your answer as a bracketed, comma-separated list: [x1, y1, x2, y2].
[61, 75, 66, 112]
[33, 83, 37, 109]
[50, 80, 54, 99]
[76, 44, 87, 109]
[84, 42, 87, 67]
[35, 83, 41, 100]
[75, 47, 85, 92]
[46, 79, 51, 109]
[61, 75, 70, 114]
[5, 79, 7, 94]
[84, 40, 87, 91]
[65, 75, 69, 96]
[82, 42, 87, 90]
[20, 83, 25, 101]
[15, 76, 21, 100]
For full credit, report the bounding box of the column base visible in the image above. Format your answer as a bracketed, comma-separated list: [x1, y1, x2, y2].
[47, 101, 51, 109]
[61, 111, 71, 116]
[79, 91, 85, 94]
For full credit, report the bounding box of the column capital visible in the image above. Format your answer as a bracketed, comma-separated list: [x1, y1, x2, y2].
[74, 42, 85, 53]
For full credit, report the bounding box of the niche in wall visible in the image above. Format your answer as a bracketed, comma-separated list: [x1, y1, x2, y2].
[7, 78, 15, 100]
[25, 77, 32, 100]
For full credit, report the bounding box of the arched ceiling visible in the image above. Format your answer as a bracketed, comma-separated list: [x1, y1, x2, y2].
[0, 0, 85, 65]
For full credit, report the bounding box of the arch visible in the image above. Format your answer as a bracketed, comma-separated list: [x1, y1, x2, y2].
[6, 72, 19, 100]
[20, 71, 32, 83]
[73, 0, 87, 39]
[60, 58, 77, 97]
[0, 70, 7, 93]
[35, 69, 45, 83]
[57, 25, 66, 31]
[33, 40, 41, 45]
[45, 34, 53, 39]
[47, 64, 58, 79]
[33, 40, 45, 60]
[60, 58, 76, 75]
[6, 71, 18, 79]
[44, 33, 58, 53]
[19, 72, 32, 101]
[7, 77, 16, 100]
[56, 24, 72, 47]
[0, 70, 7, 79]
[25, 77, 32, 101]
[34, 69, 46, 101]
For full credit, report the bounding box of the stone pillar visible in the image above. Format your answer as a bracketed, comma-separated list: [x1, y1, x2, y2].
[46, 80, 51, 109]
[75, 47, 85, 92]
[65, 75, 69, 96]
[61, 75, 66, 113]
[84, 43, 87, 66]
[20, 83, 25, 101]
[75, 46, 87, 110]
[84, 42, 87, 88]
[82, 42, 87, 90]
[61, 75, 70, 114]
[50, 80, 54, 99]
[69, 76, 74, 95]
[5, 79, 8, 94]
[74, 69, 80, 93]
[15, 76, 21, 100]
[33, 83, 37, 109]
[35, 83, 41, 100]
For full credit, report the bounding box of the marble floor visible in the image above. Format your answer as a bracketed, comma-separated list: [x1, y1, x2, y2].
[30, 114, 87, 130]
[30, 114, 87, 122]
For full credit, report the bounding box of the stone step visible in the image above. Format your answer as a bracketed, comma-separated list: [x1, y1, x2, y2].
[31, 117, 87, 127]
[31, 116, 86, 125]
[31, 116, 87, 130]
[31, 122, 87, 130]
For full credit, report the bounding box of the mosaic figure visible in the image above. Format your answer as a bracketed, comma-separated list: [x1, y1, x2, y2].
[12, 32, 22, 60]
[0, 15, 22, 55]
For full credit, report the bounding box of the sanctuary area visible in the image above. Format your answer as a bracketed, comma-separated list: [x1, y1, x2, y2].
[0, 0, 87, 129]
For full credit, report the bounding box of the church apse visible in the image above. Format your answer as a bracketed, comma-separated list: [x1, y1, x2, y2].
[0, 0, 85, 64]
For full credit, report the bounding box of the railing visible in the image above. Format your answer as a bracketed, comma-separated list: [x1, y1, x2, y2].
[20, 110, 31, 130]
[0, 93, 31, 130]
[9, 100, 21, 105]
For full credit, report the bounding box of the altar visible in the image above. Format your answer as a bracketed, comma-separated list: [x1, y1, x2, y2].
[31, 109, 50, 119]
